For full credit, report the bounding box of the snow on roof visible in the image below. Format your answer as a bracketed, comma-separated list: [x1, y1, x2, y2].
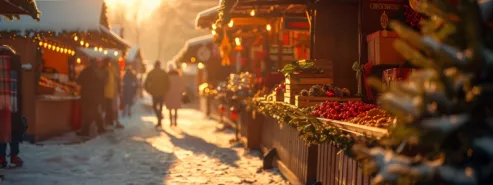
[79, 48, 120, 60]
[185, 35, 213, 47]
[125, 46, 141, 63]
[0, 0, 104, 33]
[195, 6, 219, 29]
[110, 24, 123, 37]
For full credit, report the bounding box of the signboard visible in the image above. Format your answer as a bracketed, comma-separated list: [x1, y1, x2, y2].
[283, 17, 310, 31]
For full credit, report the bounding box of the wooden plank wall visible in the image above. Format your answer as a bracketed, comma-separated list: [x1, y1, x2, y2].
[317, 142, 371, 185]
[314, 1, 359, 94]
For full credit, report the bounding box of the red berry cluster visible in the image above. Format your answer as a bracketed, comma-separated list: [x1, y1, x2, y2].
[311, 101, 376, 120]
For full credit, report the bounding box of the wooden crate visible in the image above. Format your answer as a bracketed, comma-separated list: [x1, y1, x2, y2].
[367, 30, 405, 65]
[284, 75, 333, 104]
[295, 95, 362, 108]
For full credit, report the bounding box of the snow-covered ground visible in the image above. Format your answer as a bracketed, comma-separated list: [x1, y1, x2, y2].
[0, 101, 288, 185]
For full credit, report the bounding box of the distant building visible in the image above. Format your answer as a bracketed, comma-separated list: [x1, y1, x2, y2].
[126, 46, 146, 74]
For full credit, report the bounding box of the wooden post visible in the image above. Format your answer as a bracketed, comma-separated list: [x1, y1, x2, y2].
[309, 6, 316, 60]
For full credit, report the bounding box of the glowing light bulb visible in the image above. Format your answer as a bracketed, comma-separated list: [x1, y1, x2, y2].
[181, 63, 187, 69]
[114, 51, 119, 56]
[191, 57, 196, 63]
[212, 24, 217, 30]
[104, 50, 108, 55]
[250, 10, 255, 16]
[56, 47, 60, 52]
[94, 47, 98, 51]
[43, 43, 47, 48]
[85, 43, 89, 47]
[212, 30, 217, 35]
[235, 37, 241, 46]
[198, 62, 205, 69]
[266, 24, 272, 31]
[98, 47, 103, 52]
[74, 36, 78, 41]
[76, 58, 81, 64]
[80, 41, 84, 46]
[38, 41, 43, 46]
[228, 20, 233, 28]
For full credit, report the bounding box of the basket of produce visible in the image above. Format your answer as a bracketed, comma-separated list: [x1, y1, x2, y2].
[280, 60, 333, 104]
[312, 101, 390, 138]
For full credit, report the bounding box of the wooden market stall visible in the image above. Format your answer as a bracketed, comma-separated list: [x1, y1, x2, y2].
[0, 0, 40, 21]
[0, 0, 130, 142]
[201, 0, 422, 185]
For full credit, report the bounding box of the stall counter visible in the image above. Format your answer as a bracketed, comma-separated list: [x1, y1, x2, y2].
[30, 95, 81, 142]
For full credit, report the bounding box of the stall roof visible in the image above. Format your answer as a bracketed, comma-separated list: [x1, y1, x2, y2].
[0, 0, 40, 21]
[214, 0, 307, 26]
[79, 48, 120, 60]
[0, 0, 130, 49]
[126, 46, 142, 63]
[195, 6, 219, 29]
[173, 35, 215, 64]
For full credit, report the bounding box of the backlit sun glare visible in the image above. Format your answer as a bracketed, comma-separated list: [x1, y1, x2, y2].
[105, 0, 163, 22]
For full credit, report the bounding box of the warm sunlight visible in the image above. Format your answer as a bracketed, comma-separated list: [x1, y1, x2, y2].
[105, 0, 164, 22]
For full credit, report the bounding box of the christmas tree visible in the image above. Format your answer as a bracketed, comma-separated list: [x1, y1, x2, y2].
[353, 0, 493, 185]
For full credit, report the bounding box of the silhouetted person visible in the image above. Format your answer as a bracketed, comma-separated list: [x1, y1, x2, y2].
[76, 59, 106, 136]
[102, 58, 123, 129]
[144, 60, 170, 127]
[122, 67, 137, 118]
[165, 64, 185, 127]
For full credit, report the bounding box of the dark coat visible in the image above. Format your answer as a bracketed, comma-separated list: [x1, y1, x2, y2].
[76, 65, 105, 104]
[122, 70, 137, 105]
[144, 68, 170, 97]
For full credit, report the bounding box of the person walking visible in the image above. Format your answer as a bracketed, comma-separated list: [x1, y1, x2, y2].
[165, 64, 185, 127]
[122, 67, 137, 118]
[102, 58, 123, 129]
[76, 59, 106, 137]
[144, 61, 170, 128]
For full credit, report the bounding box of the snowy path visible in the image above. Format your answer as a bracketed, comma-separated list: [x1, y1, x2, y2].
[0, 103, 288, 185]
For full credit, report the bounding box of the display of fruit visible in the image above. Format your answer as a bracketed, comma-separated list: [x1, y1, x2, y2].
[341, 88, 351, 97]
[308, 85, 325, 97]
[346, 108, 393, 128]
[311, 101, 376, 120]
[302, 84, 351, 97]
[300, 89, 309, 96]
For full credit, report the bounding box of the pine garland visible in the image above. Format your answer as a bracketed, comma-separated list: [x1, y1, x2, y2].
[253, 100, 376, 155]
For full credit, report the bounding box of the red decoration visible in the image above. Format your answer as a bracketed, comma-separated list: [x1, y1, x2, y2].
[219, 104, 226, 115]
[403, 5, 424, 29]
[229, 107, 239, 121]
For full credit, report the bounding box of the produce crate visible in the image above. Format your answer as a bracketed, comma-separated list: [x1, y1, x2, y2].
[317, 118, 388, 139]
[367, 30, 405, 65]
[284, 75, 333, 104]
[295, 95, 362, 108]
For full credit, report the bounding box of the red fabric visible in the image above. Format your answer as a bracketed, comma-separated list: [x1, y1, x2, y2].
[363, 62, 374, 101]
[0, 56, 11, 111]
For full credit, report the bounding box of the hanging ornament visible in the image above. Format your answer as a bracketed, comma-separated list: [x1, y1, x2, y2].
[380, 11, 389, 30]
[219, 28, 232, 66]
